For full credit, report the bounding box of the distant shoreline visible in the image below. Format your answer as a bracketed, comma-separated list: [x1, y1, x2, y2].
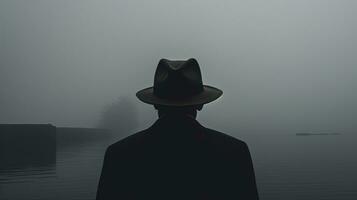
[0, 124, 109, 131]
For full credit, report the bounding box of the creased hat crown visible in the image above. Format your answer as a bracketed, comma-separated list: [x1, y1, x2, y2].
[154, 58, 203, 99]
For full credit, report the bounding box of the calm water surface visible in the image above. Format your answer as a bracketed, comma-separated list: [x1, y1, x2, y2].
[0, 129, 356, 200]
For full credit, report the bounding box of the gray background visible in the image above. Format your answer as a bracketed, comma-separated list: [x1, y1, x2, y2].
[1, 0, 356, 134]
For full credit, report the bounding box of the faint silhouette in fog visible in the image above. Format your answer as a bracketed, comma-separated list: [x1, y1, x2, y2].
[96, 58, 259, 199]
[97, 97, 138, 138]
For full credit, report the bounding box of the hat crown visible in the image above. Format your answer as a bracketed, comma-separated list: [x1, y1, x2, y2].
[153, 58, 203, 99]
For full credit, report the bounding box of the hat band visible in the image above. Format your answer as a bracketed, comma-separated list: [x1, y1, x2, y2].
[154, 84, 203, 99]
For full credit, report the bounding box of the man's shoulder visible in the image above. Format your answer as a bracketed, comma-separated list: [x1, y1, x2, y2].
[106, 129, 150, 153]
[203, 127, 248, 149]
[106, 126, 249, 153]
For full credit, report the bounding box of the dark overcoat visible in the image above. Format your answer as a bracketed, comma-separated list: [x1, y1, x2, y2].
[96, 114, 259, 199]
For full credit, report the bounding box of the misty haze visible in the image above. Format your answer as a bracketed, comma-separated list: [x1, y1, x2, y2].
[1, 0, 357, 199]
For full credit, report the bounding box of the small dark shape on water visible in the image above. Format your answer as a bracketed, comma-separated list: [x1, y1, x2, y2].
[296, 132, 341, 136]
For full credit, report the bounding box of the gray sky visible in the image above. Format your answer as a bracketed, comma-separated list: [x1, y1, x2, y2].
[0, 0, 356, 134]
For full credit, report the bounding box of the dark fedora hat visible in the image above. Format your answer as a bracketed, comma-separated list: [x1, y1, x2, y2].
[136, 58, 223, 106]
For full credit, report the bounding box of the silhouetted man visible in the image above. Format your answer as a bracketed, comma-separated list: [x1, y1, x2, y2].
[96, 58, 259, 199]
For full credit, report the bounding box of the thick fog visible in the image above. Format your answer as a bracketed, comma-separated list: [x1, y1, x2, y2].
[1, 0, 356, 134]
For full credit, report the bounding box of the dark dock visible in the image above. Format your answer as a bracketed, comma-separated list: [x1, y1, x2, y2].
[0, 124, 56, 170]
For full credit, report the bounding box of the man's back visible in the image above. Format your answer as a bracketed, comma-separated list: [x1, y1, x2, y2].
[96, 115, 259, 199]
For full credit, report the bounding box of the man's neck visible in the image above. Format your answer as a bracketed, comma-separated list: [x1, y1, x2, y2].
[158, 112, 197, 119]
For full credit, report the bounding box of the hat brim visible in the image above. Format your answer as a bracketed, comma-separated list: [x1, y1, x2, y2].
[136, 85, 223, 106]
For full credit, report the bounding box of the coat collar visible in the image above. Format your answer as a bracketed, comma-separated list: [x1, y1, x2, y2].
[149, 114, 204, 131]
